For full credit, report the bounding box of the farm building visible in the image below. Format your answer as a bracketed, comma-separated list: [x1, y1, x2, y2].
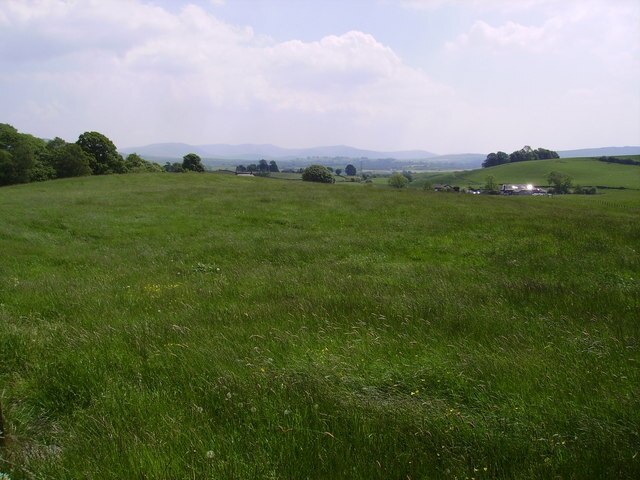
[500, 183, 546, 195]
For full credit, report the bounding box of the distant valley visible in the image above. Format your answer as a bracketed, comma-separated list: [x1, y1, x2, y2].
[119, 142, 640, 171]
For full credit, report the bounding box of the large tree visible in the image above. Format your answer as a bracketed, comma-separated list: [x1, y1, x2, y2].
[182, 153, 205, 172]
[258, 159, 269, 173]
[534, 148, 560, 160]
[547, 171, 572, 194]
[482, 151, 510, 168]
[51, 143, 93, 178]
[269, 160, 279, 173]
[345, 164, 357, 176]
[0, 125, 48, 185]
[77, 131, 126, 174]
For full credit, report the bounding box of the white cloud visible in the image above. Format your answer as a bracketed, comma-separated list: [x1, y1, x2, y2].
[0, 0, 465, 151]
[0, 0, 637, 152]
[446, 19, 562, 53]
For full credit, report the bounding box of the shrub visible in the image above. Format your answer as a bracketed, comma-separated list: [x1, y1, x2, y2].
[388, 172, 409, 188]
[302, 165, 334, 184]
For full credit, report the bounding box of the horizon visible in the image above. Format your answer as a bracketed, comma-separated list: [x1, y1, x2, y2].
[1, 0, 639, 153]
[119, 140, 640, 156]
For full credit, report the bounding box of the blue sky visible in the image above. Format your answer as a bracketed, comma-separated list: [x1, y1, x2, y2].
[1, 0, 638, 153]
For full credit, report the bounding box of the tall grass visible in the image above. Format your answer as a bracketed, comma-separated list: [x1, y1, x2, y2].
[0, 173, 638, 479]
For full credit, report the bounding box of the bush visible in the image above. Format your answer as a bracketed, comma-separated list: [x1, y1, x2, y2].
[388, 173, 409, 188]
[574, 185, 598, 195]
[302, 165, 334, 184]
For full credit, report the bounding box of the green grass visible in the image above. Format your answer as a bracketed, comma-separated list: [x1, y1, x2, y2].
[1, 173, 639, 479]
[413, 156, 640, 190]
[267, 172, 303, 181]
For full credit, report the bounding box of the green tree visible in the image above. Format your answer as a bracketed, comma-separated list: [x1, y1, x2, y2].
[0, 125, 53, 184]
[51, 144, 93, 178]
[269, 160, 279, 173]
[510, 146, 537, 163]
[77, 131, 126, 174]
[258, 159, 269, 173]
[482, 151, 510, 168]
[335, 168, 342, 176]
[388, 172, 409, 188]
[125, 153, 161, 172]
[547, 171, 572, 194]
[302, 164, 334, 184]
[534, 148, 559, 160]
[345, 164, 357, 176]
[124, 153, 144, 170]
[0, 150, 17, 186]
[0, 123, 20, 151]
[485, 175, 498, 193]
[182, 153, 204, 172]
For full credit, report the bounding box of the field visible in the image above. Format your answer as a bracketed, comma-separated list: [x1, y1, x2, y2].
[1, 173, 639, 479]
[412, 156, 640, 190]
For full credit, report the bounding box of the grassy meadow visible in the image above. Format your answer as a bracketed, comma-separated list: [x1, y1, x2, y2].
[0, 172, 639, 479]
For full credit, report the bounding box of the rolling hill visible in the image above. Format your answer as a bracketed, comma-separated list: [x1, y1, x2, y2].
[413, 156, 640, 190]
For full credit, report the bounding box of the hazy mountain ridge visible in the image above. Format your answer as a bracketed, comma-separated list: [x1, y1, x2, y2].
[557, 146, 640, 158]
[120, 143, 438, 161]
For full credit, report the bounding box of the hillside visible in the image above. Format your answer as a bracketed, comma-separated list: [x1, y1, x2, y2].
[413, 156, 640, 190]
[1, 174, 638, 479]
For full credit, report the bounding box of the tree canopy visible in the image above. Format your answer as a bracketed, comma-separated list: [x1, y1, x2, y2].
[182, 153, 205, 172]
[77, 131, 126, 174]
[482, 146, 559, 168]
[547, 171, 572, 194]
[0, 124, 165, 187]
[302, 164, 334, 184]
[51, 143, 93, 178]
[345, 164, 357, 176]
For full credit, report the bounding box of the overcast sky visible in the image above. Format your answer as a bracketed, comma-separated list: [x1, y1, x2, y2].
[1, 0, 638, 153]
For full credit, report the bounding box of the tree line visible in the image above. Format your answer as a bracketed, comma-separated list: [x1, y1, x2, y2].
[235, 159, 280, 174]
[597, 156, 640, 167]
[482, 145, 559, 168]
[234, 161, 359, 177]
[163, 153, 205, 173]
[0, 123, 162, 187]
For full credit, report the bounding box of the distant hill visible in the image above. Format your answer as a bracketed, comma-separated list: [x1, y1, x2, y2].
[558, 146, 640, 158]
[120, 143, 438, 162]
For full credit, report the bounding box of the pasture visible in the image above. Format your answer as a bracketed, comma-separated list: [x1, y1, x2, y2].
[412, 156, 640, 190]
[0, 173, 638, 479]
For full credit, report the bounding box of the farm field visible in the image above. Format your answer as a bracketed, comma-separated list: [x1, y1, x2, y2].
[1, 173, 639, 479]
[412, 156, 640, 190]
